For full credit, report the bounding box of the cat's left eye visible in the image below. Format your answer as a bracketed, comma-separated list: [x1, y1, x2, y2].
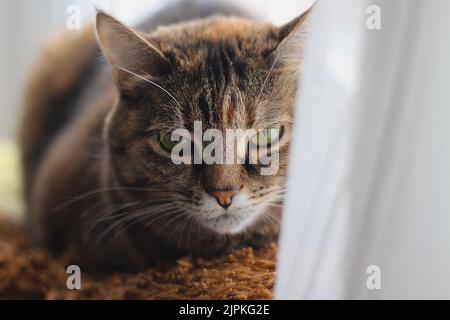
[250, 126, 284, 148]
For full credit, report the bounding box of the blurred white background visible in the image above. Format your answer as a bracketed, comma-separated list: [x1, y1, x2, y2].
[0, 0, 314, 140]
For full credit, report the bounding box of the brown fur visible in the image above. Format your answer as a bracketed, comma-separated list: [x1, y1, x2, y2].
[20, 1, 311, 271]
[20, 25, 97, 193]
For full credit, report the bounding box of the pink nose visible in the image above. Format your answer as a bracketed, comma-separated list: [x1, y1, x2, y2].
[208, 185, 242, 209]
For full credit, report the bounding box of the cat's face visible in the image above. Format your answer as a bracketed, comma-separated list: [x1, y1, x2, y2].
[97, 11, 309, 235]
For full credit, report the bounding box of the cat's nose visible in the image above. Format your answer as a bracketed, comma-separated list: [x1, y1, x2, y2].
[208, 185, 243, 209]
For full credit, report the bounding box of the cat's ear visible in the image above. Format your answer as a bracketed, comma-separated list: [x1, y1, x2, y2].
[274, 6, 313, 66]
[95, 11, 170, 89]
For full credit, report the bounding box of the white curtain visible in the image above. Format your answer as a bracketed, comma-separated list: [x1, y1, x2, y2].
[276, 0, 450, 299]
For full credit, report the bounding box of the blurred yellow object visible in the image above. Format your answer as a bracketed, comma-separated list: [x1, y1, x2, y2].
[0, 140, 24, 220]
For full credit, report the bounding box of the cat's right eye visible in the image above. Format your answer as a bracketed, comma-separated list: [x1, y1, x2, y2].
[158, 131, 178, 152]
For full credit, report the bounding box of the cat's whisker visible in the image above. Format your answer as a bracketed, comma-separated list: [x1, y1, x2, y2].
[52, 186, 187, 212]
[265, 203, 283, 209]
[115, 66, 183, 109]
[177, 214, 196, 251]
[147, 211, 188, 244]
[261, 209, 280, 225]
[255, 53, 279, 107]
[133, 204, 183, 228]
[140, 207, 185, 232]
[61, 200, 109, 245]
[97, 199, 181, 222]
[85, 201, 142, 242]
[115, 207, 183, 240]
[183, 214, 197, 252]
[89, 202, 182, 247]
[93, 202, 182, 240]
[168, 213, 192, 252]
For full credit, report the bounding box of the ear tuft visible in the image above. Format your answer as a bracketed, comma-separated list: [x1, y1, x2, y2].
[95, 11, 170, 88]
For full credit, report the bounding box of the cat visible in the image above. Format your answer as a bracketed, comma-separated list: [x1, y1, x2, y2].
[20, 0, 311, 271]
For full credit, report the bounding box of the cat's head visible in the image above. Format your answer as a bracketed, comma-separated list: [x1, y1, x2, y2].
[96, 9, 310, 235]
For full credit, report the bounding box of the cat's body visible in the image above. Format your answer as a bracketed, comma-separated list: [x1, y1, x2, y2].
[20, 1, 310, 271]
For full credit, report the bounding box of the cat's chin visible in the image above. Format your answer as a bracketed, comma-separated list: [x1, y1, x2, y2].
[197, 211, 260, 235]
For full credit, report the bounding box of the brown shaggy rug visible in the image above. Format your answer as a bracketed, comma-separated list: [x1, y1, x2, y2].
[0, 217, 276, 300]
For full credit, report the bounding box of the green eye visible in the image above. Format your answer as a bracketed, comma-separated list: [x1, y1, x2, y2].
[158, 131, 178, 152]
[250, 127, 283, 147]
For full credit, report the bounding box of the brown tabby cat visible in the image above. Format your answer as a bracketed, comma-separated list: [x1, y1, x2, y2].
[20, 1, 311, 271]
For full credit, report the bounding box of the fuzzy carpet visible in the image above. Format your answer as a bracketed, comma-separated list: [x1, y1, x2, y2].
[0, 217, 276, 300]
